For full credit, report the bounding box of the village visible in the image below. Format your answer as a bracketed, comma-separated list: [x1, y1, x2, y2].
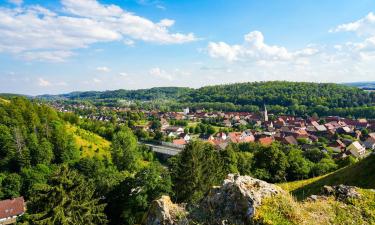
[53, 102, 375, 160]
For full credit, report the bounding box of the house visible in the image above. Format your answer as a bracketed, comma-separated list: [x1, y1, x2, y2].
[216, 132, 227, 141]
[173, 138, 187, 146]
[347, 141, 366, 158]
[165, 126, 184, 135]
[160, 118, 169, 130]
[311, 121, 327, 132]
[258, 137, 273, 146]
[283, 136, 298, 145]
[227, 132, 255, 143]
[329, 139, 346, 152]
[0, 197, 25, 225]
[179, 133, 191, 142]
[223, 120, 232, 127]
[363, 137, 375, 150]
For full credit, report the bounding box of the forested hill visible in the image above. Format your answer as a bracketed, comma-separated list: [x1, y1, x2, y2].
[38, 86, 192, 101]
[182, 81, 374, 108]
[38, 82, 374, 107]
[37, 81, 375, 117]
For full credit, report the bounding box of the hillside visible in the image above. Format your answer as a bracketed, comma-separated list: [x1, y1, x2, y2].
[0, 97, 10, 104]
[38, 86, 192, 101]
[345, 81, 375, 90]
[36, 81, 375, 117]
[66, 124, 111, 160]
[38, 82, 373, 108]
[182, 81, 374, 108]
[279, 154, 375, 200]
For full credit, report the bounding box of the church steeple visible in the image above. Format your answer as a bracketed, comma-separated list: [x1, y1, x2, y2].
[264, 104, 268, 122]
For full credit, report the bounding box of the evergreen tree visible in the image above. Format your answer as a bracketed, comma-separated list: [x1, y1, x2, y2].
[170, 141, 224, 203]
[111, 128, 140, 172]
[27, 165, 107, 225]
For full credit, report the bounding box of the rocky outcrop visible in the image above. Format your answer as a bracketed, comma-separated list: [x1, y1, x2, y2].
[322, 184, 361, 201]
[143, 196, 188, 225]
[144, 174, 284, 225]
[196, 174, 284, 224]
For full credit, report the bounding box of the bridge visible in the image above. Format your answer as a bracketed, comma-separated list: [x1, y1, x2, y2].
[141, 142, 184, 156]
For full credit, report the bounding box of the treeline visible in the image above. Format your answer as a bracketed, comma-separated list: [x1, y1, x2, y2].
[40, 81, 375, 118]
[169, 141, 356, 204]
[183, 81, 374, 108]
[38, 87, 192, 101]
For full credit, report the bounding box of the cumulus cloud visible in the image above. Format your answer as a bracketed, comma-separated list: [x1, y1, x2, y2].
[330, 12, 375, 36]
[96, 66, 111, 72]
[329, 12, 375, 60]
[0, 0, 197, 62]
[207, 31, 318, 62]
[206, 22, 375, 83]
[149, 67, 173, 81]
[38, 78, 51, 87]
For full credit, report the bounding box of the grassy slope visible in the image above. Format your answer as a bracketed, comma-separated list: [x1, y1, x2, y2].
[255, 189, 375, 225]
[256, 155, 375, 224]
[66, 124, 111, 160]
[280, 155, 375, 200]
[0, 98, 10, 104]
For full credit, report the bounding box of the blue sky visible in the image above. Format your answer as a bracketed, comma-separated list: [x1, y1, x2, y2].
[0, 0, 375, 95]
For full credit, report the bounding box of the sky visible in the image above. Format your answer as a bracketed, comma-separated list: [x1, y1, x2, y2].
[1, 0, 375, 95]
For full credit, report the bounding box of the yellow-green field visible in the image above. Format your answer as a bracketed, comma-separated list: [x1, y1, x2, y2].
[66, 124, 111, 160]
[0, 98, 10, 104]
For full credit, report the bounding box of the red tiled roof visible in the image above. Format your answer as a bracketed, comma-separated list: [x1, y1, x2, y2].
[259, 137, 273, 146]
[173, 138, 187, 145]
[0, 197, 25, 219]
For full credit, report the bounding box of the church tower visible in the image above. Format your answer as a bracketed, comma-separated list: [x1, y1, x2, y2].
[264, 105, 268, 122]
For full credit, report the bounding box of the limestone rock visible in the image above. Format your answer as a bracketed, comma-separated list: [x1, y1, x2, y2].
[197, 174, 284, 225]
[143, 195, 188, 225]
[144, 174, 284, 225]
[322, 184, 361, 201]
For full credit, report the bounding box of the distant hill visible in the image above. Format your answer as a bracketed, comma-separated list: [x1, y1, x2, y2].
[181, 81, 374, 108]
[36, 81, 375, 117]
[344, 81, 375, 90]
[37, 87, 192, 101]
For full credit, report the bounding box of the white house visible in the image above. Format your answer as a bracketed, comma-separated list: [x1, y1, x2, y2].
[347, 141, 366, 158]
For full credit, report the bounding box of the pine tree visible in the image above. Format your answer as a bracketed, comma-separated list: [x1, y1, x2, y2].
[27, 165, 107, 225]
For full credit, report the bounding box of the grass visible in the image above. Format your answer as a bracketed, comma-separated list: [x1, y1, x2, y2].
[66, 124, 111, 160]
[0, 98, 10, 104]
[287, 155, 375, 200]
[255, 189, 375, 225]
[256, 154, 375, 224]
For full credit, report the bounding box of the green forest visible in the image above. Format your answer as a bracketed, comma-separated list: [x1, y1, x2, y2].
[38, 81, 375, 118]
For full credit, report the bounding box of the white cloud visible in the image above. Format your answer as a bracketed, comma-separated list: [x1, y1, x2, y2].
[22, 51, 74, 62]
[93, 78, 101, 83]
[149, 67, 173, 81]
[207, 31, 318, 62]
[96, 66, 111, 72]
[123, 39, 135, 46]
[8, 0, 23, 5]
[38, 78, 51, 87]
[0, 0, 197, 62]
[119, 72, 128, 77]
[330, 12, 375, 36]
